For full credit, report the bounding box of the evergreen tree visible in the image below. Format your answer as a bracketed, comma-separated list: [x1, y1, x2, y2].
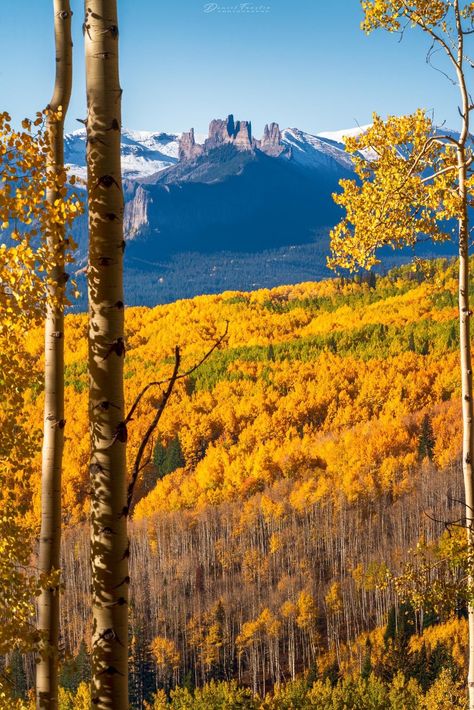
[419, 339, 429, 356]
[267, 343, 275, 361]
[322, 660, 340, 687]
[418, 415, 435, 461]
[327, 335, 337, 354]
[447, 323, 458, 349]
[76, 641, 91, 687]
[361, 639, 373, 680]
[154, 436, 185, 478]
[59, 642, 91, 693]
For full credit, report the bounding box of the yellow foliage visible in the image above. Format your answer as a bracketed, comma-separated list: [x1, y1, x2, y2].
[11, 258, 466, 528]
[296, 590, 318, 631]
[150, 636, 181, 670]
[328, 111, 457, 273]
[325, 581, 343, 616]
[0, 111, 80, 654]
[409, 617, 468, 673]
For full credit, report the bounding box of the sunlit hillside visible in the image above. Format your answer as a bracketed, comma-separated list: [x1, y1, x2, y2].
[25, 258, 462, 524]
[16, 259, 469, 703]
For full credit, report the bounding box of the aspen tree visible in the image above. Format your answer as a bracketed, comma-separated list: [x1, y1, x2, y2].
[329, 1, 474, 704]
[37, 3, 73, 708]
[84, 1, 128, 707]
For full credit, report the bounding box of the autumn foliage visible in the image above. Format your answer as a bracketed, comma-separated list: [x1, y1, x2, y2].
[17, 258, 464, 526]
[0, 111, 80, 702]
[2, 257, 468, 702]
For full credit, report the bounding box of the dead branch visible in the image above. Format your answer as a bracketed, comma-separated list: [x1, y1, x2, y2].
[124, 321, 229, 425]
[126, 322, 229, 513]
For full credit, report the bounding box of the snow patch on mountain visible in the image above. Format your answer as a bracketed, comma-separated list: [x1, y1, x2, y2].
[65, 128, 188, 183]
[317, 125, 371, 144]
[281, 128, 354, 171]
[65, 123, 360, 184]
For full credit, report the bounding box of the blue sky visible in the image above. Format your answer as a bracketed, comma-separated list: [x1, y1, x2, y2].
[0, 0, 464, 138]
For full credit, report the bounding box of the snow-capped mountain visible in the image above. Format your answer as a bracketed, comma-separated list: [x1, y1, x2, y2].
[281, 127, 355, 172]
[64, 120, 358, 185]
[67, 115, 365, 268]
[65, 115, 457, 307]
[317, 125, 371, 144]
[65, 128, 187, 182]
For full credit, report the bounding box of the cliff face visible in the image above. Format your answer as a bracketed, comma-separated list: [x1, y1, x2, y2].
[124, 185, 151, 238]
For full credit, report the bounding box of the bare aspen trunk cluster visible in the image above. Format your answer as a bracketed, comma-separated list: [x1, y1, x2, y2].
[36, 3, 73, 708]
[84, 2, 128, 707]
[51, 464, 462, 701]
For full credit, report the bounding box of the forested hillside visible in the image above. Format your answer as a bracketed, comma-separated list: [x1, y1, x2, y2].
[4, 1, 474, 708]
[11, 258, 470, 705]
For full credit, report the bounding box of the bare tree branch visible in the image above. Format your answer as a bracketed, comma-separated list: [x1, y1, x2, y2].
[125, 322, 230, 513]
[127, 346, 181, 514]
[125, 321, 229, 426]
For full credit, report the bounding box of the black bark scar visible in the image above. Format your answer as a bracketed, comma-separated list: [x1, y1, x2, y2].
[94, 174, 120, 191]
[102, 337, 126, 360]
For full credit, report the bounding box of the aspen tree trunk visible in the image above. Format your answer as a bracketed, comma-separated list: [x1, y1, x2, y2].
[458, 143, 474, 709]
[453, 5, 474, 702]
[36, 3, 72, 708]
[458, 184, 474, 710]
[84, 2, 128, 707]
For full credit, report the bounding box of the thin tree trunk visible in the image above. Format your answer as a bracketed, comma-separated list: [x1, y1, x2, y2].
[458, 151, 474, 709]
[36, 3, 72, 708]
[453, 3, 474, 702]
[84, 1, 128, 707]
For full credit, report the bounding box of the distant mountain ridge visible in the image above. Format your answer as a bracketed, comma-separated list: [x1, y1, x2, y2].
[64, 116, 456, 306]
[66, 115, 360, 262]
[65, 115, 358, 185]
[120, 116, 356, 260]
[64, 128, 183, 182]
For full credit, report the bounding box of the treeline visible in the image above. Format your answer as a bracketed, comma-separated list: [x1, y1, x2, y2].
[71, 238, 458, 311]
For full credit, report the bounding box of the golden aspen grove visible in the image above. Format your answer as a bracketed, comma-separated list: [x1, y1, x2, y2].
[4, 260, 474, 707]
[3, 0, 474, 709]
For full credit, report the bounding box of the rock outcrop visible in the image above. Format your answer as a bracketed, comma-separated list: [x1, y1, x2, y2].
[179, 115, 287, 161]
[179, 128, 204, 161]
[205, 116, 236, 150]
[259, 122, 285, 156]
[233, 120, 253, 150]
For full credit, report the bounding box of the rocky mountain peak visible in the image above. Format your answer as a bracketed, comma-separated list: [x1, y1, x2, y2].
[204, 114, 254, 151]
[179, 115, 288, 161]
[259, 122, 286, 156]
[179, 127, 204, 161]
